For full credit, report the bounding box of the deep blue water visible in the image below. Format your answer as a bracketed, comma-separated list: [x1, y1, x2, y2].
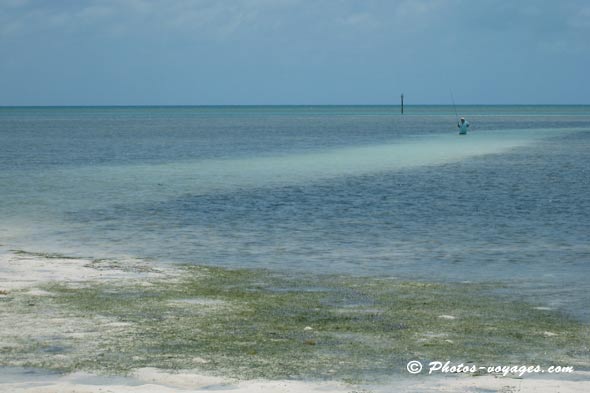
[1, 106, 589, 319]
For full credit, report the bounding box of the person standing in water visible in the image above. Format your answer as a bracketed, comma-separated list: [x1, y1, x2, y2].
[457, 117, 470, 135]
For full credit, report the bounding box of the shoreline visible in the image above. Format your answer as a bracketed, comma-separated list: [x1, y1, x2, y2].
[1, 247, 589, 392]
[1, 366, 589, 393]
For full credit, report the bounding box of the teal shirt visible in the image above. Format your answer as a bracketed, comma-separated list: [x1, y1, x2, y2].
[458, 120, 470, 134]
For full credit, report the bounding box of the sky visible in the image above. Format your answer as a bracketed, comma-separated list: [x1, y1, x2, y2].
[0, 0, 589, 105]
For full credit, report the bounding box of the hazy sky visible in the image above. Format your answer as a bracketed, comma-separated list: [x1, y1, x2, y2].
[1, 0, 589, 105]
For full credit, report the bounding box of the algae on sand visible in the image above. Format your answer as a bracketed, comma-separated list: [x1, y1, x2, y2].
[0, 264, 589, 382]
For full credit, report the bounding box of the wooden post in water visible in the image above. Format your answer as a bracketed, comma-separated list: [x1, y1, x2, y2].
[401, 93, 404, 114]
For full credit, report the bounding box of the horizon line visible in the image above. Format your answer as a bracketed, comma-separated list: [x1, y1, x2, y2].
[2, 103, 590, 108]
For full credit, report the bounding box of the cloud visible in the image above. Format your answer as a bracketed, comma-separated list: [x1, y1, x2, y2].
[0, 0, 450, 41]
[568, 4, 590, 29]
[0, 0, 588, 104]
[0, 0, 29, 7]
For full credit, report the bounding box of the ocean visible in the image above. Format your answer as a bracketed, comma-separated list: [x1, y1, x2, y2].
[1, 105, 589, 320]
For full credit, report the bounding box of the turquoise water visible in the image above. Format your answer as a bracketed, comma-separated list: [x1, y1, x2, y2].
[1, 105, 589, 319]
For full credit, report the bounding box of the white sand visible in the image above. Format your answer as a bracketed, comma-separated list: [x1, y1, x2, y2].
[2, 369, 590, 393]
[394, 372, 590, 393]
[0, 247, 175, 293]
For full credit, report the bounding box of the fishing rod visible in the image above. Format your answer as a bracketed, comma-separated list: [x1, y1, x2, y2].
[449, 89, 459, 124]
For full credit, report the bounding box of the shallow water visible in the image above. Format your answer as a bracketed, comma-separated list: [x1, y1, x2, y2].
[1, 106, 589, 320]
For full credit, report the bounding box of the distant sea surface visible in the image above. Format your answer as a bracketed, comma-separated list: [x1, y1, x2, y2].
[1, 106, 589, 319]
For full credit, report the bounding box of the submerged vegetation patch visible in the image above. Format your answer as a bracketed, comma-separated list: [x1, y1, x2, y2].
[0, 263, 589, 382]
